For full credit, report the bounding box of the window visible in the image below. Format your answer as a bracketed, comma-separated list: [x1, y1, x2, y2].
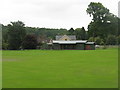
[65, 39, 67, 41]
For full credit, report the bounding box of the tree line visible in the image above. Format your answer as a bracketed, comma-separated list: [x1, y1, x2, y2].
[2, 2, 120, 50]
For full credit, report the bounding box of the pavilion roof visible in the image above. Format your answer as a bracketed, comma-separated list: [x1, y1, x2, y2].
[53, 40, 87, 44]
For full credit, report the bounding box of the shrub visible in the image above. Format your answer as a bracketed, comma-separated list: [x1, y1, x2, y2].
[22, 34, 38, 49]
[106, 35, 117, 45]
[41, 43, 49, 50]
[88, 37, 94, 42]
[2, 42, 8, 50]
[94, 37, 101, 45]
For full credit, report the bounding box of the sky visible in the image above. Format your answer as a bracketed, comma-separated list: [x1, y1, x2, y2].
[0, 0, 119, 30]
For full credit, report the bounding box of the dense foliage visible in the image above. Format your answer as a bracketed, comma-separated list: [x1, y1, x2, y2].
[22, 34, 38, 49]
[86, 2, 119, 43]
[7, 21, 26, 50]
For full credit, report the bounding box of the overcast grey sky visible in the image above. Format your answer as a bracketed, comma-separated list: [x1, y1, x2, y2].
[0, 0, 119, 30]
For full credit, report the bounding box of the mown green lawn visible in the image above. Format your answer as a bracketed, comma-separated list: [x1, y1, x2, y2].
[2, 48, 118, 88]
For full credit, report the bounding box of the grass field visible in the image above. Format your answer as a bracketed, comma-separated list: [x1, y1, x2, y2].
[2, 48, 118, 88]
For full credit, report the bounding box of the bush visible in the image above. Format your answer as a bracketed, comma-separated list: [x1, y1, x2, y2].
[100, 40, 104, 45]
[41, 43, 49, 50]
[2, 42, 8, 50]
[88, 37, 104, 45]
[88, 37, 94, 42]
[94, 37, 101, 45]
[102, 45, 107, 49]
[22, 34, 38, 49]
[106, 35, 117, 45]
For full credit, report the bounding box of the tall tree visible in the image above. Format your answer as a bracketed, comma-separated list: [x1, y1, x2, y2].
[75, 27, 86, 40]
[81, 27, 86, 40]
[75, 28, 81, 40]
[2, 25, 8, 43]
[86, 2, 109, 23]
[87, 2, 118, 40]
[8, 21, 26, 50]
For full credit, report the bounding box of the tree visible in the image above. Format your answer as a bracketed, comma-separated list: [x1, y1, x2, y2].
[81, 27, 86, 40]
[86, 2, 109, 39]
[68, 28, 74, 35]
[75, 28, 81, 40]
[118, 18, 120, 36]
[75, 27, 86, 40]
[2, 25, 8, 43]
[2, 25, 9, 50]
[86, 2, 109, 23]
[87, 2, 118, 41]
[7, 21, 26, 50]
[22, 34, 38, 49]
